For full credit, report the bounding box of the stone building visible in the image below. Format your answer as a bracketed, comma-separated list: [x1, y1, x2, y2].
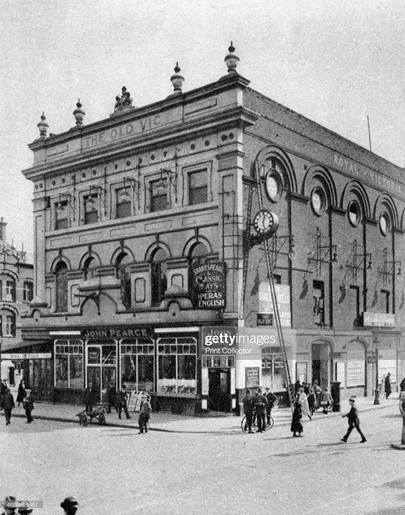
[0, 219, 34, 385]
[19, 45, 405, 411]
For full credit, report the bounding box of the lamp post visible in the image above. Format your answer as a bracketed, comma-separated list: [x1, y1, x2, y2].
[374, 338, 380, 405]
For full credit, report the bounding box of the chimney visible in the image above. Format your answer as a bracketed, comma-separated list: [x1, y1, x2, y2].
[0, 218, 7, 242]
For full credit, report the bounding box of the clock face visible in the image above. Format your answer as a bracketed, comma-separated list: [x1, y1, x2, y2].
[265, 172, 279, 201]
[253, 209, 274, 235]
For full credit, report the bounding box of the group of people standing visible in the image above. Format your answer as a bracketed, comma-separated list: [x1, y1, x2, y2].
[0, 379, 34, 425]
[242, 387, 277, 433]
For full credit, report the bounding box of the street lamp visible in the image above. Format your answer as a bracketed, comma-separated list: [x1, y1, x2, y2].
[374, 338, 380, 405]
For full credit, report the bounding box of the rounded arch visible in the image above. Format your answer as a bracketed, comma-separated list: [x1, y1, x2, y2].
[305, 336, 335, 352]
[401, 208, 405, 231]
[110, 246, 135, 266]
[182, 236, 213, 257]
[0, 305, 18, 317]
[144, 241, 172, 262]
[50, 256, 71, 274]
[251, 145, 298, 194]
[373, 193, 399, 229]
[0, 269, 19, 281]
[78, 251, 102, 271]
[342, 337, 369, 351]
[80, 291, 118, 316]
[340, 180, 371, 219]
[302, 166, 338, 207]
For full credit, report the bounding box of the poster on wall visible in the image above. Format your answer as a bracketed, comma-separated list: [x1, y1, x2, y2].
[335, 362, 346, 387]
[296, 362, 307, 383]
[245, 367, 260, 389]
[258, 282, 291, 327]
[347, 360, 365, 387]
[191, 261, 226, 309]
[378, 349, 397, 383]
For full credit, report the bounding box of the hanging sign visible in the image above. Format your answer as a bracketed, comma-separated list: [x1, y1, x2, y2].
[191, 261, 226, 309]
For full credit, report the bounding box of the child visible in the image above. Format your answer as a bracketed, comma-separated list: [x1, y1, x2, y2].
[291, 403, 303, 437]
[341, 398, 366, 443]
[138, 395, 152, 434]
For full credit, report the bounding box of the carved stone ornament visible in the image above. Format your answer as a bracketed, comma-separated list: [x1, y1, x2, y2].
[114, 86, 133, 111]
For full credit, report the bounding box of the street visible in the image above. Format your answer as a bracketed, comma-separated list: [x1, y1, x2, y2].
[1, 401, 405, 515]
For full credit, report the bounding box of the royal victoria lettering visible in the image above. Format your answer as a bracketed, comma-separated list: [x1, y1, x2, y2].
[83, 115, 167, 149]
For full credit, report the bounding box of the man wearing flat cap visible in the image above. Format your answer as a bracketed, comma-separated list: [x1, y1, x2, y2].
[341, 397, 367, 443]
[2, 388, 15, 425]
[1, 496, 17, 515]
[60, 497, 78, 515]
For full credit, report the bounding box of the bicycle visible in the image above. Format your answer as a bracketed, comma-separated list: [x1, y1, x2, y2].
[241, 411, 274, 433]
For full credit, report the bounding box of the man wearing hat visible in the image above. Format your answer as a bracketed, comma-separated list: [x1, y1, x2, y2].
[1, 496, 17, 515]
[341, 397, 367, 443]
[1, 388, 15, 425]
[60, 497, 78, 515]
[18, 506, 34, 515]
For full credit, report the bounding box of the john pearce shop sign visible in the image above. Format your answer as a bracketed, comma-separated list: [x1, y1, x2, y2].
[191, 261, 227, 309]
[81, 327, 153, 339]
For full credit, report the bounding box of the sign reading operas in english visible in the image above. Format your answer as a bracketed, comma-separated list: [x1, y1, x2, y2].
[191, 261, 226, 309]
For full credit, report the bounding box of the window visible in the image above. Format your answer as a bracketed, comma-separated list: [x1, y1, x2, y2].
[55, 340, 84, 389]
[311, 188, 326, 216]
[116, 187, 131, 219]
[265, 171, 282, 202]
[348, 200, 361, 227]
[84, 194, 98, 224]
[151, 248, 168, 306]
[23, 281, 34, 302]
[188, 170, 208, 205]
[150, 179, 167, 212]
[5, 313, 16, 336]
[313, 280, 325, 326]
[349, 285, 360, 322]
[379, 212, 391, 236]
[381, 289, 390, 313]
[121, 339, 154, 391]
[188, 242, 208, 303]
[55, 200, 69, 230]
[55, 261, 68, 312]
[5, 280, 16, 302]
[261, 348, 285, 391]
[82, 256, 97, 281]
[157, 337, 197, 395]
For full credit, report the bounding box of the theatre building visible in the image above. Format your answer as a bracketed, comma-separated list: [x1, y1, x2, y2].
[19, 45, 405, 412]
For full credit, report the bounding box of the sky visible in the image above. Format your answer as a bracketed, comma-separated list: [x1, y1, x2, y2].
[1, 0, 405, 258]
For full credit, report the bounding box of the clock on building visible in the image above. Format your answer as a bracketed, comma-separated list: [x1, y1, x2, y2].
[253, 209, 279, 236]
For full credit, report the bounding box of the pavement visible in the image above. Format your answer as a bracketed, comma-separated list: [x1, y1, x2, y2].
[1, 393, 400, 433]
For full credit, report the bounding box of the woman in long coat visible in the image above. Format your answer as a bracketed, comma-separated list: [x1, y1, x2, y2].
[297, 387, 312, 420]
[16, 380, 26, 407]
[291, 403, 303, 437]
[385, 373, 392, 399]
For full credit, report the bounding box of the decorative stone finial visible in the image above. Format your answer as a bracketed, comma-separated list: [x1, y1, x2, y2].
[37, 112, 49, 138]
[73, 99, 85, 126]
[224, 41, 239, 73]
[114, 86, 133, 111]
[170, 62, 184, 94]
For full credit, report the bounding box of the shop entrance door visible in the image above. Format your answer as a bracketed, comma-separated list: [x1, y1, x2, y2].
[312, 343, 331, 389]
[208, 368, 230, 412]
[87, 343, 117, 402]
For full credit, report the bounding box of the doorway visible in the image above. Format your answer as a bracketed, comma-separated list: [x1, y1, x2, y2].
[311, 343, 331, 389]
[86, 343, 117, 402]
[208, 368, 230, 412]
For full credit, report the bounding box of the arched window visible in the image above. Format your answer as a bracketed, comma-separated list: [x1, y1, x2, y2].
[5, 279, 16, 302]
[188, 242, 208, 301]
[151, 248, 168, 306]
[23, 281, 34, 302]
[82, 256, 97, 281]
[55, 262, 68, 312]
[116, 252, 132, 308]
[4, 311, 16, 336]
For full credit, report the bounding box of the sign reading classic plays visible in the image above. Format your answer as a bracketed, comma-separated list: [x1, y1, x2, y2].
[81, 326, 153, 339]
[191, 261, 226, 308]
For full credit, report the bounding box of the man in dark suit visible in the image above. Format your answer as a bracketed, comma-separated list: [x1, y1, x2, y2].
[254, 388, 269, 433]
[341, 398, 367, 443]
[84, 383, 98, 414]
[106, 382, 117, 414]
[23, 389, 35, 423]
[2, 388, 15, 425]
[264, 387, 277, 425]
[242, 389, 254, 433]
[117, 384, 131, 420]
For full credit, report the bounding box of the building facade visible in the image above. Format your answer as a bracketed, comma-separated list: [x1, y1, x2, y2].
[0, 219, 34, 384]
[19, 46, 405, 412]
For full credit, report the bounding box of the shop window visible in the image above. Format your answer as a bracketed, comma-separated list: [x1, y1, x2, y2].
[5, 313, 16, 336]
[116, 187, 131, 219]
[23, 281, 34, 302]
[5, 280, 16, 302]
[157, 337, 197, 395]
[261, 348, 285, 391]
[55, 261, 68, 312]
[121, 339, 154, 391]
[151, 248, 168, 306]
[84, 194, 98, 225]
[55, 340, 84, 389]
[55, 200, 69, 230]
[188, 170, 208, 206]
[150, 179, 168, 212]
[313, 280, 325, 327]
